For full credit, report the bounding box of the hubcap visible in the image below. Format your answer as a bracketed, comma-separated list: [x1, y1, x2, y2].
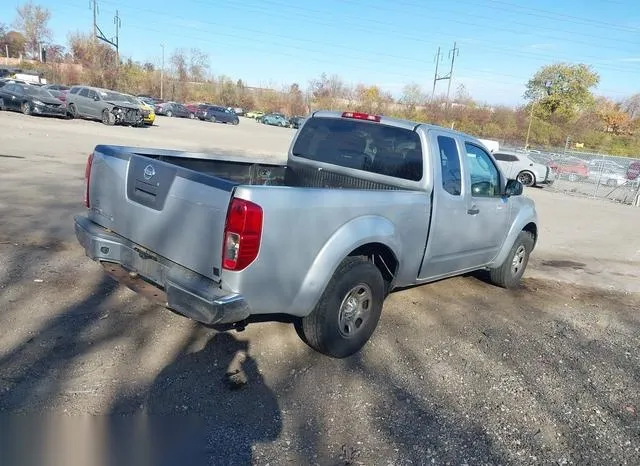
[518, 172, 533, 186]
[338, 283, 372, 338]
[511, 245, 526, 275]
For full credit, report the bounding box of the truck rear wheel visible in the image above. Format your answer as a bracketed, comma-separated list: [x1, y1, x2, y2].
[299, 256, 385, 358]
[488, 230, 534, 289]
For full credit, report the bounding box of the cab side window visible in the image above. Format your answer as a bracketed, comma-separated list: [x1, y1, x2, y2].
[78, 88, 89, 98]
[464, 143, 501, 197]
[437, 135, 462, 196]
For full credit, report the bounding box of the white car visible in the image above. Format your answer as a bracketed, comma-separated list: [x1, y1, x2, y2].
[492, 151, 555, 187]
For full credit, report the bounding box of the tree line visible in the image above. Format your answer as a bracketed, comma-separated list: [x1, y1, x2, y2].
[2, 1, 640, 157]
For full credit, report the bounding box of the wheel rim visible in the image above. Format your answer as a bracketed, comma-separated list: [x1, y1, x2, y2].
[568, 173, 577, 182]
[338, 283, 372, 338]
[102, 111, 109, 124]
[167, 111, 172, 117]
[22, 103, 30, 114]
[517, 172, 533, 186]
[511, 245, 526, 275]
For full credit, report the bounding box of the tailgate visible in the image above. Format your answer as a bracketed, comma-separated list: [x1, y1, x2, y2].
[88, 149, 236, 282]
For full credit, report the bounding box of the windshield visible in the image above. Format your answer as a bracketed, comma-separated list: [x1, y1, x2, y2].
[291, 117, 423, 181]
[118, 94, 138, 103]
[98, 90, 125, 101]
[24, 86, 55, 98]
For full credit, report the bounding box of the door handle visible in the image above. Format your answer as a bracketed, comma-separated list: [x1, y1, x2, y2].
[467, 207, 480, 215]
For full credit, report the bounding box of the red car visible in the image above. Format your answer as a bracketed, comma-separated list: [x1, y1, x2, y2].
[548, 157, 590, 181]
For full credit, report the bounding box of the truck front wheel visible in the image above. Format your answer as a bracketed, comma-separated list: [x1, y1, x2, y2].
[298, 256, 385, 358]
[488, 230, 534, 289]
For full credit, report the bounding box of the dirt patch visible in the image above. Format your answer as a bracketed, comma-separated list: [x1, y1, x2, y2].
[540, 259, 587, 269]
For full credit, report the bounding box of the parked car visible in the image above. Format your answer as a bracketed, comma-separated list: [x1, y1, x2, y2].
[288, 116, 305, 129]
[0, 82, 67, 118]
[587, 160, 628, 187]
[66, 86, 144, 126]
[120, 94, 155, 126]
[245, 110, 265, 119]
[261, 113, 290, 127]
[185, 102, 208, 115]
[492, 151, 555, 187]
[155, 101, 193, 118]
[74, 110, 538, 358]
[196, 105, 239, 124]
[547, 156, 590, 181]
[42, 84, 71, 103]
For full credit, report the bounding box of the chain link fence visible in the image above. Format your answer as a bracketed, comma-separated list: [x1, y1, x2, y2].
[502, 146, 640, 206]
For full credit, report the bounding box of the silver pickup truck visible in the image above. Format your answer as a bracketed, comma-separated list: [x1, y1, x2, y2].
[74, 110, 538, 358]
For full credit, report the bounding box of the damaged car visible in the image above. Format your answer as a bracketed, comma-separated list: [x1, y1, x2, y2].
[65, 85, 144, 126]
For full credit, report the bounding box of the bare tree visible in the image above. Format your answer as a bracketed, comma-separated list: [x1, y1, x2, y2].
[622, 93, 640, 120]
[189, 47, 209, 81]
[13, 1, 52, 59]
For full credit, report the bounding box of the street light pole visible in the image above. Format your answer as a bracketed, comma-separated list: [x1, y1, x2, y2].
[160, 43, 164, 100]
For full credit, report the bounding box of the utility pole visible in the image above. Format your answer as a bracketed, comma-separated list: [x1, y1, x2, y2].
[431, 46, 441, 101]
[160, 44, 165, 99]
[524, 102, 535, 150]
[445, 42, 459, 105]
[90, 0, 98, 42]
[431, 41, 459, 106]
[114, 10, 121, 65]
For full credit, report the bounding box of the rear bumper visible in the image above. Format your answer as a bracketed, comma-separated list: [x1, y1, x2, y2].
[74, 215, 250, 325]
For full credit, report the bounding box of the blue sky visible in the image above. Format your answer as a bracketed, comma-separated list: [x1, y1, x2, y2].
[2, 0, 639, 106]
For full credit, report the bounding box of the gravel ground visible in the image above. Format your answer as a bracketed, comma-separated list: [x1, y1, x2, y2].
[0, 111, 639, 465]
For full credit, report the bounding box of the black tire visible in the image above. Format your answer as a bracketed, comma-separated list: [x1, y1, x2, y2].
[209, 116, 216, 123]
[517, 170, 536, 187]
[488, 231, 534, 289]
[232, 119, 239, 125]
[21, 101, 32, 115]
[0, 98, 4, 110]
[102, 109, 115, 126]
[299, 256, 385, 358]
[166, 110, 173, 117]
[68, 103, 78, 119]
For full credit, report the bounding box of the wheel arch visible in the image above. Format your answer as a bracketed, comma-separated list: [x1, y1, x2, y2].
[284, 215, 402, 317]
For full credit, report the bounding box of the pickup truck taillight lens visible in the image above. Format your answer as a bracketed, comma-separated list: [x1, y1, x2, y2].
[222, 198, 263, 271]
[84, 152, 94, 208]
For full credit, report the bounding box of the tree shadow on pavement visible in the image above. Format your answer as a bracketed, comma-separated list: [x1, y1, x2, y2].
[108, 328, 282, 466]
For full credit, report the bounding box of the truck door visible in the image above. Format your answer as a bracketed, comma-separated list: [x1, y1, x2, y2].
[459, 141, 510, 265]
[418, 131, 486, 279]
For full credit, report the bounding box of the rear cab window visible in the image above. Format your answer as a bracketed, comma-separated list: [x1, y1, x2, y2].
[292, 116, 423, 181]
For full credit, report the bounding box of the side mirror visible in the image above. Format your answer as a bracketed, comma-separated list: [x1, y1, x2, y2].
[93, 95, 99, 101]
[504, 179, 523, 196]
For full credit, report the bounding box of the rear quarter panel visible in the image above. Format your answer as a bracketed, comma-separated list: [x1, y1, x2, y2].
[222, 186, 431, 317]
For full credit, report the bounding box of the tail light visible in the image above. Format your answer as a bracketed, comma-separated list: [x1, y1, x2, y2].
[342, 111, 381, 122]
[84, 152, 94, 208]
[222, 198, 263, 271]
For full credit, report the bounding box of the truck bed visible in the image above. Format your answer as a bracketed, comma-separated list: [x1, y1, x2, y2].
[85, 145, 409, 286]
[139, 149, 401, 191]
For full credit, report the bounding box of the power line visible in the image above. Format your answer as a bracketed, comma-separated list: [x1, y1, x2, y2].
[86, 0, 640, 77]
[46, 1, 635, 99]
